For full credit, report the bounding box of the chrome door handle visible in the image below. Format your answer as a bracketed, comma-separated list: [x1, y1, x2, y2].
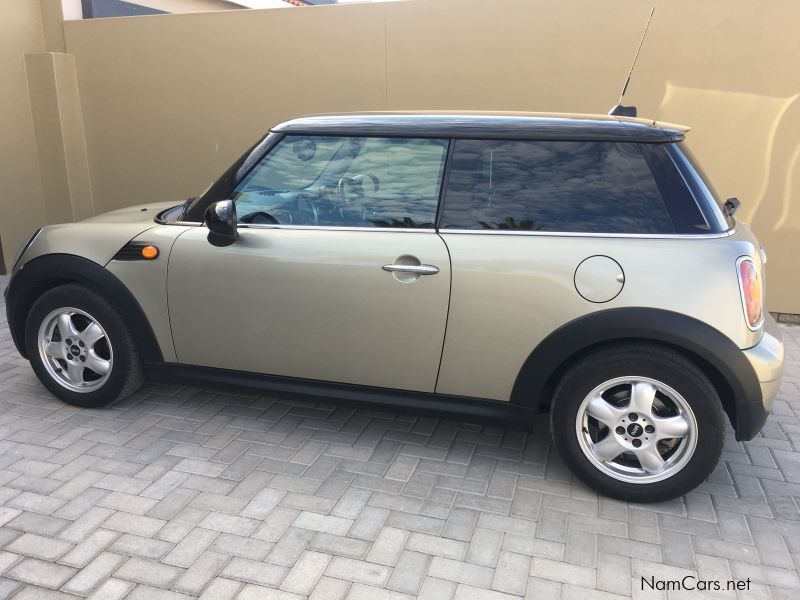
[382, 263, 440, 275]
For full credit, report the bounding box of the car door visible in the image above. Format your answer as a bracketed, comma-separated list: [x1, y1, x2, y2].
[167, 135, 451, 393]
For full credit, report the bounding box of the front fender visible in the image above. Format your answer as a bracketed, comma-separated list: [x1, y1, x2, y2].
[5, 253, 163, 363]
[511, 307, 765, 441]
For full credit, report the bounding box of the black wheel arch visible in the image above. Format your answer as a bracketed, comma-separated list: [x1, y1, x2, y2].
[511, 307, 766, 441]
[5, 253, 163, 363]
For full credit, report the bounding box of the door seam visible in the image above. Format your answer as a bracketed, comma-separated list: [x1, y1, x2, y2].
[433, 231, 453, 394]
[165, 226, 199, 364]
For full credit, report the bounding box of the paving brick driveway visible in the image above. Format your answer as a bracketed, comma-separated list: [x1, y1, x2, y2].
[1, 274, 799, 599]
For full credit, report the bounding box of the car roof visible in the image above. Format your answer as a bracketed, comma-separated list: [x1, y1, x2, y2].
[271, 111, 688, 143]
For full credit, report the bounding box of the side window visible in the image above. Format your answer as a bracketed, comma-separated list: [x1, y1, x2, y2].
[440, 139, 676, 234]
[233, 135, 448, 228]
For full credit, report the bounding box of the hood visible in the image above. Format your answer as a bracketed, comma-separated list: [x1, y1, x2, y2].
[82, 201, 179, 224]
[17, 202, 183, 270]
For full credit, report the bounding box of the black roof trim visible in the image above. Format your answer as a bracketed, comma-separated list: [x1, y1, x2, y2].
[272, 115, 685, 143]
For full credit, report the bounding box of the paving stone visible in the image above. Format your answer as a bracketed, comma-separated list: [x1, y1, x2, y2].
[103, 511, 165, 537]
[346, 583, 414, 600]
[293, 511, 353, 536]
[199, 512, 258, 536]
[418, 577, 457, 600]
[173, 550, 228, 595]
[366, 527, 409, 566]
[5, 557, 77, 589]
[109, 533, 173, 560]
[308, 532, 370, 559]
[6, 491, 65, 515]
[86, 578, 135, 600]
[197, 577, 242, 600]
[0, 507, 21, 527]
[332, 488, 372, 519]
[659, 529, 695, 568]
[240, 488, 285, 520]
[386, 550, 429, 594]
[7, 511, 70, 537]
[385, 510, 445, 535]
[115, 557, 183, 588]
[693, 536, 760, 563]
[326, 556, 391, 586]
[62, 552, 126, 595]
[266, 527, 314, 567]
[59, 529, 118, 568]
[503, 533, 564, 560]
[209, 532, 273, 560]
[596, 552, 631, 595]
[530, 557, 596, 587]
[162, 526, 218, 568]
[407, 532, 468, 560]
[309, 575, 350, 600]
[252, 507, 300, 542]
[442, 507, 478, 542]
[125, 584, 196, 599]
[220, 556, 289, 587]
[465, 527, 502, 567]
[8, 586, 77, 600]
[0, 551, 21, 575]
[492, 550, 530, 596]
[5, 533, 71, 561]
[525, 577, 561, 600]
[564, 528, 596, 567]
[280, 550, 331, 595]
[428, 557, 494, 588]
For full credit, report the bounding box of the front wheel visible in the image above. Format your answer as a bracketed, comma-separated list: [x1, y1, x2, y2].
[25, 284, 144, 408]
[551, 344, 724, 502]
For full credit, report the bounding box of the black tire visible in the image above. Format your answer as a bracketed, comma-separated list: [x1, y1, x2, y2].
[25, 284, 144, 408]
[550, 343, 725, 503]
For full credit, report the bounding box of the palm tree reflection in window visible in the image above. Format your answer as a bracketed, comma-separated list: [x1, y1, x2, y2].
[477, 217, 542, 231]
[369, 217, 434, 228]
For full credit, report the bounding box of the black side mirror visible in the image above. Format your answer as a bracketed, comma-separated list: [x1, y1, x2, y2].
[205, 200, 237, 247]
[724, 197, 741, 217]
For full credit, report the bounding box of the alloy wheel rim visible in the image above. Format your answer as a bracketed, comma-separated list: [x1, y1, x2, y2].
[37, 307, 113, 393]
[575, 376, 697, 484]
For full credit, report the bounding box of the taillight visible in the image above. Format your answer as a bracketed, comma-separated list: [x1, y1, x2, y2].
[736, 257, 763, 330]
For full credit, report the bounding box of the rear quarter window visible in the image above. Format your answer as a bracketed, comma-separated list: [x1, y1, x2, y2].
[440, 139, 676, 234]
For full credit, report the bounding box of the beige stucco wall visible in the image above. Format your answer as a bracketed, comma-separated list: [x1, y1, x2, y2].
[3, 0, 798, 312]
[0, 2, 49, 271]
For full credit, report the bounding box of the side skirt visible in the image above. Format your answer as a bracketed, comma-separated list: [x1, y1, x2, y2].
[144, 363, 536, 430]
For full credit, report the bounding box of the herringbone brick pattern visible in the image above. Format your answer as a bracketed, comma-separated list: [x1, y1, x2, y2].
[1, 274, 799, 599]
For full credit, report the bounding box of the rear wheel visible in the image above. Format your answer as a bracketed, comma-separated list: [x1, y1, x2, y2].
[551, 344, 724, 502]
[25, 284, 143, 407]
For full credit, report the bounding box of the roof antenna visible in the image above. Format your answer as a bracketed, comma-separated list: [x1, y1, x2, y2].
[609, 4, 655, 118]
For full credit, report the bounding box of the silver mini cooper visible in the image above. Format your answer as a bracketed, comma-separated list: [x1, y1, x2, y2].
[5, 113, 784, 502]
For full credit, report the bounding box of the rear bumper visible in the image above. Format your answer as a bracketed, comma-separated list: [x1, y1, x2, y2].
[735, 314, 784, 440]
[743, 314, 785, 412]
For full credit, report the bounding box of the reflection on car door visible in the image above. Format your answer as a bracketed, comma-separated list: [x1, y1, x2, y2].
[167, 228, 450, 392]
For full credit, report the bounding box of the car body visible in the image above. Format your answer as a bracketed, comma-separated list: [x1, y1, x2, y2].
[4, 112, 784, 501]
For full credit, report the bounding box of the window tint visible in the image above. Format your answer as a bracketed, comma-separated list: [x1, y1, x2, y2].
[233, 136, 448, 228]
[440, 140, 675, 234]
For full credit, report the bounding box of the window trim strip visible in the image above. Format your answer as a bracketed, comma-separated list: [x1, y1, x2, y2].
[437, 228, 736, 240]
[232, 223, 735, 239]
